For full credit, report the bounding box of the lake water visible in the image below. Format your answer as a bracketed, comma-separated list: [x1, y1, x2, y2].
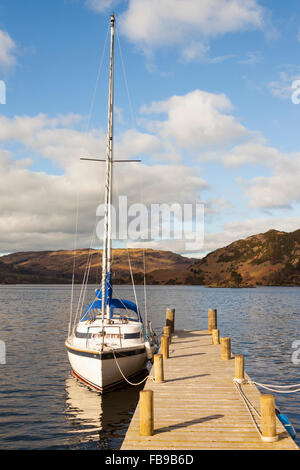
[0, 284, 299, 449]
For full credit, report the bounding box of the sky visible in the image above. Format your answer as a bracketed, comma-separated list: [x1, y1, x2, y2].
[1, 0, 300, 257]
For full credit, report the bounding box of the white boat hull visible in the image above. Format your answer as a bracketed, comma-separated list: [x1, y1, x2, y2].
[66, 342, 148, 392]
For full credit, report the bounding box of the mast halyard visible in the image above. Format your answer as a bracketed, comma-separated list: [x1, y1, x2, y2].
[101, 13, 115, 320]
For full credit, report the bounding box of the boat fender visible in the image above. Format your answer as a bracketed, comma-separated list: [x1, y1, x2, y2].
[145, 341, 153, 360]
[275, 409, 297, 440]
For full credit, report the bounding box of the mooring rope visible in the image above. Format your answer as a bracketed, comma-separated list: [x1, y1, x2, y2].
[233, 380, 262, 437]
[234, 377, 300, 440]
[110, 347, 154, 386]
[247, 380, 300, 394]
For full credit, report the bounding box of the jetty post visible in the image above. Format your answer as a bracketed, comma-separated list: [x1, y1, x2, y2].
[234, 355, 245, 383]
[163, 325, 171, 344]
[208, 308, 217, 333]
[166, 308, 175, 334]
[220, 337, 231, 360]
[260, 394, 278, 442]
[154, 353, 164, 383]
[139, 390, 154, 436]
[212, 328, 220, 344]
[161, 335, 169, 359]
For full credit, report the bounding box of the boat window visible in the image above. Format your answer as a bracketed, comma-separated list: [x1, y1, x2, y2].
[112, 308, 138, 320]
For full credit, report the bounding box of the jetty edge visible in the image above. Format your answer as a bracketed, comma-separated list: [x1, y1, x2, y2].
[121, 308, 299, 450]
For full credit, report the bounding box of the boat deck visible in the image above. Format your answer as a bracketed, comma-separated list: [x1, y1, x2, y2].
[121, 329, 299, 450]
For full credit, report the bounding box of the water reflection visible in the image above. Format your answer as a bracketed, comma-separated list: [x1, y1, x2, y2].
[65, 373, 146, 449]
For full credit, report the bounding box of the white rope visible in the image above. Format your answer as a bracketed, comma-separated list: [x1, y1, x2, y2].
[234, 378, 300, 441]
[234, 380, 261, 417]
[250, 380, 300, 388]
[111, 348, 154, 386]
[248, 380, 300, 394]
[233, 380, 262, 437]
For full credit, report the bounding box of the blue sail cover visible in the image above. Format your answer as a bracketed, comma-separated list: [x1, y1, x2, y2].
[80, 272, 142, 322]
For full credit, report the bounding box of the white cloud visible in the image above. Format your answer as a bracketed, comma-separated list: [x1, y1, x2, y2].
[199, 216, 300, 255]
[141, 90, 249, 150]
[0, 30, 17, 69]
[0, 113, 82, 143]
[237, 51, 262, 65]
[84, 0, 123, 13]
[4, 89, 250, 167]
[116, 129, 162, 159]
[225, 144, 300, 210]
[180, 41, 210, 63]
[120, 0, 265, 48]
[244, 164, 300, 210]
[222, 142, 280, 167]
[3, 87, 299, 253]
[84, 0, 272, 64]
[126, 215, 300, 257]
[221, 140, 300, 210]
[180, 42, 238, 64]
[0, 111, 209, 252]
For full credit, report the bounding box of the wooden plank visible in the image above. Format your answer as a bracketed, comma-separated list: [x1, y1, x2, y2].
[121, 330, 299, 450]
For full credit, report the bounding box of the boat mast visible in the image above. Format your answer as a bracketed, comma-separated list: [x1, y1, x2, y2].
[101, 13, 115, 320]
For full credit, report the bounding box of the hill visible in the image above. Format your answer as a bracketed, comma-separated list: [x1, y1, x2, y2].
[0, 248, 196, 285]
[188, 229, 300, 287]
[2, 229, 300, 286]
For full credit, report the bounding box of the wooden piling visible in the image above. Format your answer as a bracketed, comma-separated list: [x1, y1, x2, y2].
[154, 353, 164, 383]
[212, 328, 220, 345]
[260, 394, 278, 442]
[234, 355, 245, 383]
[163, 325, 171, 344]
[166, 308, 175, 334]
[161, 335, 169, 359]
[139, 390, 154, 436]
[220, 337, 231, 360]
[208, 308, 217, 333]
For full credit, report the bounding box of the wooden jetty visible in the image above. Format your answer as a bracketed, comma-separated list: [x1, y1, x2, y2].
[121, 313, 299, 450]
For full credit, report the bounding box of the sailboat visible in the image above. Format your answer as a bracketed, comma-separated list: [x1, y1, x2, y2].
[65, 13, 158, 393]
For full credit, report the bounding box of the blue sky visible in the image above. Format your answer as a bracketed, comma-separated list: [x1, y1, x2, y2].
[1, 0, 300, 256]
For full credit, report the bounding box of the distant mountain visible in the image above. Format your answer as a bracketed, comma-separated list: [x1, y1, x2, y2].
[0, 248, 196, 285]
[1, 229, 300, 286]
[188, 229, 300, 287]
